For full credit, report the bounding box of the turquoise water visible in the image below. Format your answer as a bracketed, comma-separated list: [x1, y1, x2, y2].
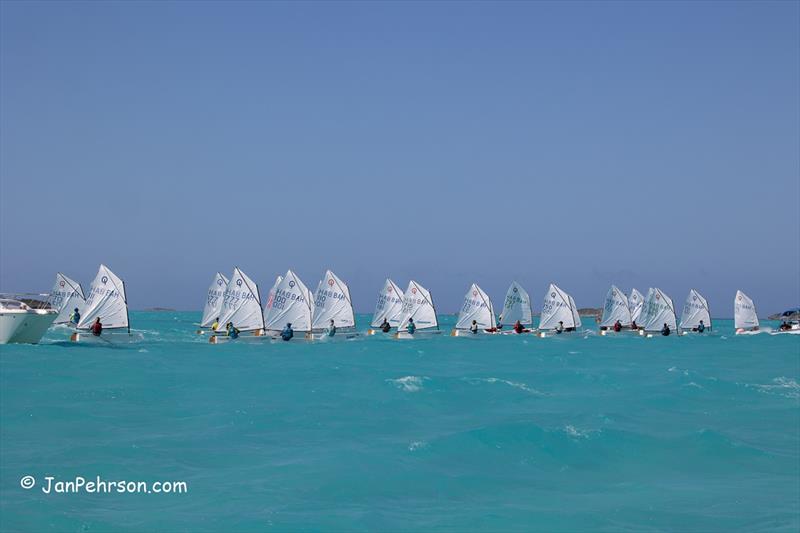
[1, 312, 798, 532]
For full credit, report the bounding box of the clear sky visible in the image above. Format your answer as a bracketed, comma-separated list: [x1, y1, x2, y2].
[1, 0, 798, 315]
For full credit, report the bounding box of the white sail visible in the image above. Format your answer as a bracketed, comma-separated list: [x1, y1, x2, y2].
[538, 283, 579, 330]
[264, 270, 313, 332]
[311, 270, 355, 330]
[734, 290, 759, 330]
[370, 279, 405, 327]
[599, 285, 631, 327]
[397, 280, 438, 331]
[49, 273, 86, 324]
[568, 295, 582, 329]
[640, 287, 677, 332]
[499, 281, 532, 326]
[264, 275, 283, 313]
[200, 272, 229, 328]
[216, 267, 263, 332]
[455, 283, 496, 330]
[76, 265, 129, 330]
[629, 288, 644, 323]
[679, 289, 711, 330]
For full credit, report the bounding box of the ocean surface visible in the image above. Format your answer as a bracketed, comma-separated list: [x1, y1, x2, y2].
[1, 313, 798, 532]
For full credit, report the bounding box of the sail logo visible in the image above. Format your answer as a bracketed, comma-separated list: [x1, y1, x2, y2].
[101, 276, 108, 284]
[513, 287, 518, 293]
[328, 279, 335, 287]
[411, 288, 417, 294]
[472, 290, 478, 297]
[289, 281, 296, 288]
[59, 280, 65, 288]
[387, 286, 393, 293]
[550, 292, 556, 298]
[217, 279, 224, 286]
[236, 279, 243, 287]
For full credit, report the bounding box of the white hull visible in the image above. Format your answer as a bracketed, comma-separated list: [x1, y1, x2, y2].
[394, 329, 443, 340]
[450, 329, 495, 337]
[0, 310, 57, 344]
[735, 328, 764, 336]
[69, 330, 137, 343]
[208, 330, 269, 344]
[537, 329, 580, 338]
[599, 328, 638, 336]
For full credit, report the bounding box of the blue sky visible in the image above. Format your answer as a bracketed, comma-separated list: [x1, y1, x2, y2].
[1, 0, 798, 314]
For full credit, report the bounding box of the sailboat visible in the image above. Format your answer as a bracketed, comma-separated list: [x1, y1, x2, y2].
[638, 288, 677, 337]
[497, 281, 533, 333]
[734, 290, 760, 335]
[678, 289, 712, 334]
[309, 270, 359, 340]
[598, 285, 633, 335]
[629, 288, 644, 326]
[208, 267, 264, 343]
[261, 270, 313, 341]
[451, 283, 496, 336]
[196, 272, 229, 334]
[48, 273, 86, 325]
[395, 280, 440, 339]
[71, 265, 131, 342]
[537, 283, 581, 337]
[263, 275, 283, 316]
[368, 279, 404, 334]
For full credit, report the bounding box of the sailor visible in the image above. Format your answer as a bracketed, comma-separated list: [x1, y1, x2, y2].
[226, 322, 239, 339]
[613, 320, 622, 332]
[91, 317, 103, 337]
[661, 323, 671, 336]
[326, 319, 337, 337]
[470, 320, 479, 334]
[631, 320, 638, 330]
[380, 318, 391, 333]
[211, 317, 220, 331]
[406, 317, 416, 334]
[555, 321, 564, 334]
[69, 307, 81, 325]
[514, 320, 524, 334]
[697, 320, 706, 333]
[779, 321, 791, 331]
[281, 322, 294, 341]
[496, 315, 503, 330]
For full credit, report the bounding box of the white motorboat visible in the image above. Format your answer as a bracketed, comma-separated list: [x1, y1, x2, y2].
[0, 298, 57, 344]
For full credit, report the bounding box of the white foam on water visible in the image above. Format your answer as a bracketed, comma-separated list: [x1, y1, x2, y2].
[408, 440, 428, 452]
[464, 377, 546, 396]
[387, 376, 428, 392]
[747, 377, 800, 399]
[563, 425, 594, 439]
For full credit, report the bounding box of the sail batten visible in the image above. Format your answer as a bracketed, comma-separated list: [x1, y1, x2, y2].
[200, 272, 229, 328]
[499, 282, 532, 326]
[455, 284, 496, 330]
[76, 265, 129, 330]
[371, 279, 405, 327]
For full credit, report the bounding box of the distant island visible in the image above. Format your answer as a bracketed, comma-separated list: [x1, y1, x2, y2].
[144, 307, 177, 312]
